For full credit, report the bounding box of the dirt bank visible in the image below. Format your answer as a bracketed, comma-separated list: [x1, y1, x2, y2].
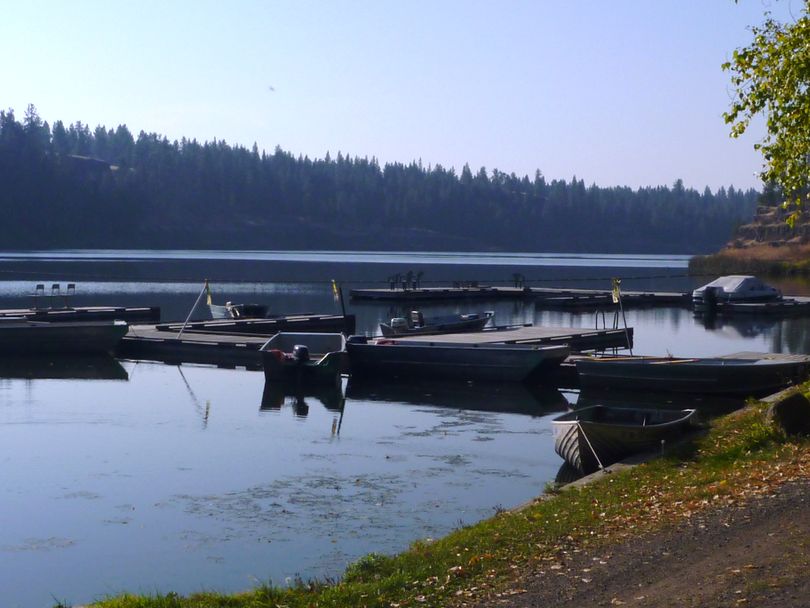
[485, 478, 810, 607]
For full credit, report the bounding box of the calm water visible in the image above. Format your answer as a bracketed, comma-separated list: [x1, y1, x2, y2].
[1, 251, 810, 607]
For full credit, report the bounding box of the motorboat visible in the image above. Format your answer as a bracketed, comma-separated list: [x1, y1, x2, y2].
[692, 275, 781, 310]
[260, 332, 347, 385]
[379, 310, 493, 337]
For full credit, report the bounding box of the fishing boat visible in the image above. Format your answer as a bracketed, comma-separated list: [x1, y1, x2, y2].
[575, 353, 810, 396]
[345, 336, 569, 383]
[552, 405, 697, 473]
[260, 332, 347, 385]
[379, 310, 493, 337]
[0, 318, 129, 355]
[209, 302, 272, 319]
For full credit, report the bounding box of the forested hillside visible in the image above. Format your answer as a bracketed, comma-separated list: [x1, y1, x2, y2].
[0, 106, 758, 253]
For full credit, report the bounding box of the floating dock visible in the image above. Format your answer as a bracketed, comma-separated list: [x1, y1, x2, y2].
[714, 297, 810, 316]
[0, 305, 160, 323]
[350, 286, 528, 301]
[116, 325, 266, 369]
[350, 286, 689, 308]
[155, 313, 355, 336]
[117, 323, 631, 370]
[386, 325, 633, 352]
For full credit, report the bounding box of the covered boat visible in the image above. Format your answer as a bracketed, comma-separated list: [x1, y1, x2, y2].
[260, 332, 347, 385]
[692, 275, 781, 310]
[379, 310, 493, 337]
[0, 318, 128, 355]
[346, 336, 569, 383]
[575, 353, 810, 396]
[552, 405, 697, 473]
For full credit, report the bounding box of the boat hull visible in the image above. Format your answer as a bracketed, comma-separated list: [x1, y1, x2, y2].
[346, 340, 569, 383]
[0, 320, 129, 355]
[576, 356, 810, 396]
[552, 406, 696, 473]
[379, 313, 492, 337]
[260, 332, 347, 386]
[261, 350, 346, 385]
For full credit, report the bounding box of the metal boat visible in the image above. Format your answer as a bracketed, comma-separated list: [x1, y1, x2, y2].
[346, 335, 569, 383]
[379, 310, 493, 337]
[575, 353, 810, 396]
[260, 332, 347, 385]
[552, 405, 697, 473]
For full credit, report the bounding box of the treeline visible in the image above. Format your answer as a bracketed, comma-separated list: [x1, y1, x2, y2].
[0, 105, 758, 253]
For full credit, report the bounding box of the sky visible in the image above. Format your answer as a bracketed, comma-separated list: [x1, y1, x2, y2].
[0, 0, 802, 191]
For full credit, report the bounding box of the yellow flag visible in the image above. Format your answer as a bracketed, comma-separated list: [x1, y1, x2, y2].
[205, 280, 213, 306]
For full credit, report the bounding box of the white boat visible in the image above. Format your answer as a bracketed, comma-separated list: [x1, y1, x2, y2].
[692, 275, 781, 310]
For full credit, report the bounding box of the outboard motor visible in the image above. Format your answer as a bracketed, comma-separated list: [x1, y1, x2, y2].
[390, 317, 408, 333]
[292, 344, 310, 363]
[703, 285, 722, 312]
[410, 310, 424, 328]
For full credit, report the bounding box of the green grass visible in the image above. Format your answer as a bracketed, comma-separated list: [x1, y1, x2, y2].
[85, 397, 810, 608]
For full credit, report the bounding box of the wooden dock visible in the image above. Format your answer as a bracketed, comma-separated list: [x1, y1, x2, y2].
[116, 323, 632, 370]
[116, 325, 267, 369]
[715, 297, 810, 316]
[388, 325, 633, 352]
[155, 313, 355, 336]
[0, 305, 160, 323]
[350, 286, 689, 308]
[350, 286, 528, 301]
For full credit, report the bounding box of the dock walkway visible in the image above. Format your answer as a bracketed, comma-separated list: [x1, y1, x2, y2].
[389, 325, 633, 352]
[350, 286, 689, 308]
[116, 325, 267, 369]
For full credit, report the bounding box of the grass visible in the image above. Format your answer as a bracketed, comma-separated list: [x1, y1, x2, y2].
[85, 395, 810, 608]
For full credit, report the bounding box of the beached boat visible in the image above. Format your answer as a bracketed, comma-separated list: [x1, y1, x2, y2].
[0, 318, 129, 355]
[260, 332, 347, 385]
[345, 336, 569, 383]
[575, 353, 810, 396]
[379, 310, 493, 337]
[552, 405, 697, 473]
[692, 275, 781, 310]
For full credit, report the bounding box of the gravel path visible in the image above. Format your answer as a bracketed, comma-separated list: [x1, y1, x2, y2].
[486, 478, 810, 607]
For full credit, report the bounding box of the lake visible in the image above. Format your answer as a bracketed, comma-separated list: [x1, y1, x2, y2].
[1, 250, 809, 607]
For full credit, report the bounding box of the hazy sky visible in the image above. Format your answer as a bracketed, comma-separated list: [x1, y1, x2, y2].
[1, 1, 800, 191]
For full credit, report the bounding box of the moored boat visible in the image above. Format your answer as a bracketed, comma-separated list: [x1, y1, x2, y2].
[692, 275, 781, 310]
[575, 353, 810, 396]
[260, 332, 347, 385]
[379, 310, 493, 337]
[0, 318, 129, 355]
[552, 405, 697, 473]
[346, 336, 569, 383]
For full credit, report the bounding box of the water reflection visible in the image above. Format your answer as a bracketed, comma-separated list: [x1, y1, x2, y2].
[0, 354, 128, 380]
[260, 380, 345, 417]
[346, 377, 570, 416]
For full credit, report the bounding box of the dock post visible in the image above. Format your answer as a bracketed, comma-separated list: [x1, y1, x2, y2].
[177, 280, 210, 339]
